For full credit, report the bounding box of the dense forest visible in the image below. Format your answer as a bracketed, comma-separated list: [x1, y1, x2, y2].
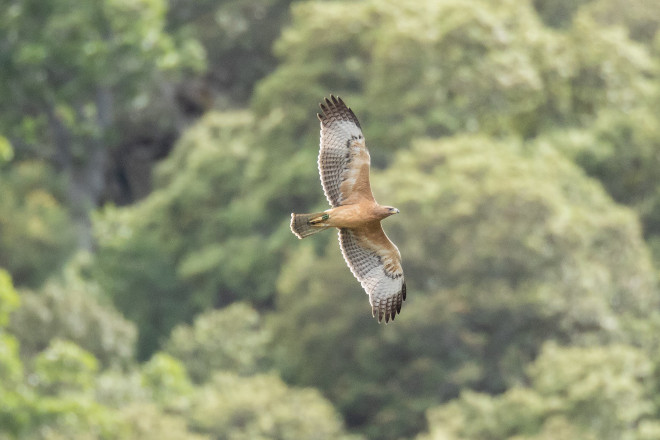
[2, 0, 660, 438]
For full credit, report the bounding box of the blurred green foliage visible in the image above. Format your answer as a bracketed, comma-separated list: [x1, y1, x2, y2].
[2, 0, 660, 438]
[0, 0, 204, 144]
[187, 372, 364, 440]
[0, 136, 13, 163]
[0, 161, 76, 286]
[0, 0, 205, 251]
[540, 106, 660, 267]
[165, 302, 272, 383]
[33, 339, 100, 395]
[0, 271, 356, 439]
[140, 352, 193, 405]
[92, 111, 300, 355]
[271, 135, 659, 438]
[167, 0, 295, 103]
[9, 258, 137, 366]
[418, 343, 660, 439]
[0, 269, 20, 325]
[254, 0, 656, 162]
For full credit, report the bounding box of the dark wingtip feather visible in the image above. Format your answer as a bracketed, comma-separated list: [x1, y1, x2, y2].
[402, 283, 407, 301]
[371, 289, 407, 324]
[317, 94, 362, 129]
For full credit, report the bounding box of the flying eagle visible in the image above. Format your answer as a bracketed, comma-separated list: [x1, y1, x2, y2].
[290, 96, 406, 322]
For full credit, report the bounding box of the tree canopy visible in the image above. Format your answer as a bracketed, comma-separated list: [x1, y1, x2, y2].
[2, 0, 660, 438]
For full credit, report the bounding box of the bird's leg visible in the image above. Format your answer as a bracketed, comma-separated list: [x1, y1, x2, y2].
[309, 213, 330, 225]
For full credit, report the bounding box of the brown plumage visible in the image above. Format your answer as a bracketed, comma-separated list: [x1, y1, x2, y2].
[290, 96, 406, 323]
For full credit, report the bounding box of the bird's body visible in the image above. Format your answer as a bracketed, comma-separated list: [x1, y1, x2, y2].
[290, 96, 406, 323]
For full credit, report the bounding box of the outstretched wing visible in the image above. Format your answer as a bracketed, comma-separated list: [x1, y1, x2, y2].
[339, 225, 406, 323]
[317, 95, 374, 207]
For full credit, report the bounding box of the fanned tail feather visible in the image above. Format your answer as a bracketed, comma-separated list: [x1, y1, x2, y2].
[290, 212, 330, 239]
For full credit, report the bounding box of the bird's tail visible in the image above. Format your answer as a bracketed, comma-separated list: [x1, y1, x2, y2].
[290, 212, 330, 239]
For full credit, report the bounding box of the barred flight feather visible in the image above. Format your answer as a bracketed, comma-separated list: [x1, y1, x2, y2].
[290, 95, 406, 323]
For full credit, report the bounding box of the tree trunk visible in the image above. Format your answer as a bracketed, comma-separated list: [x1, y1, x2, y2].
[46, 86, 114, 251]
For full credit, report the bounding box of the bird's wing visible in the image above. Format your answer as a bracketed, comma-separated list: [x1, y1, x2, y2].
[339, 225, 406, 323]
[317, 95, 374, 207]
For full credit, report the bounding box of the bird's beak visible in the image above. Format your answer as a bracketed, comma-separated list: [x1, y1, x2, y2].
[390, 208, 400, 214]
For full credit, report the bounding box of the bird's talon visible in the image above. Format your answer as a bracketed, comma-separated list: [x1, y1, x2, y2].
[309, 213, 329, 224]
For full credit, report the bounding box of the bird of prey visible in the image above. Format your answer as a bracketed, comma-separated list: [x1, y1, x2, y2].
[290, 95, 406, 323]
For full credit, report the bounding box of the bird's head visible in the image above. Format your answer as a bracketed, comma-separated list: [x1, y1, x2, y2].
[383, 206, 400, 217]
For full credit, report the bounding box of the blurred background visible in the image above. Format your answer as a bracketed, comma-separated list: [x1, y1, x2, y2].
[1, 0, 660, 438]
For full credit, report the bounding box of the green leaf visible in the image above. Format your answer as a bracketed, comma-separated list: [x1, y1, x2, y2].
[0, 136, 13, 163]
